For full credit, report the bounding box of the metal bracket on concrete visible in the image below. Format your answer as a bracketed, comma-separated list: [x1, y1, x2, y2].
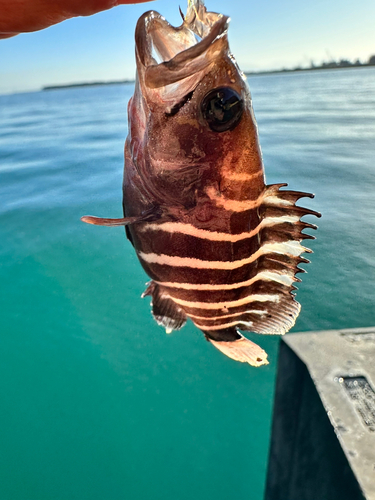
[265, 327, 375, 500]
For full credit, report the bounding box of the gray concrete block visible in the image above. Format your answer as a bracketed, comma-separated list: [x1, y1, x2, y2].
[265, 327, 375, 500]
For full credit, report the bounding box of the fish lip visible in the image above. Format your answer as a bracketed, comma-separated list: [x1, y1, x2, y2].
[135, 9, 229, 90]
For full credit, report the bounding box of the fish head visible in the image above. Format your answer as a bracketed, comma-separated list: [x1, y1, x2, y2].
[127, 1, 263, 206]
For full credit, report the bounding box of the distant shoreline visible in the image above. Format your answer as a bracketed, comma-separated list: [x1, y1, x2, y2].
[246, 62, 374, 76]
[42, 63, 375, 91]
[42, 79, 135, 91]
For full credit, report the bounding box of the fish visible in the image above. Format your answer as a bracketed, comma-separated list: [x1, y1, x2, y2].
[81, 0, 321, 367]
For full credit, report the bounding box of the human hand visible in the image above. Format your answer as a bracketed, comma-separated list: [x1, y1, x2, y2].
[0, 0, 153, 38]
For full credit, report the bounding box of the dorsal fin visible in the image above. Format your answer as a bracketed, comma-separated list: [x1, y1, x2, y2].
[244, 183, 321, 335]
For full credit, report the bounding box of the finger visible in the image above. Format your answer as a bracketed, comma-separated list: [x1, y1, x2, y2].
[0, 0, 154, 36]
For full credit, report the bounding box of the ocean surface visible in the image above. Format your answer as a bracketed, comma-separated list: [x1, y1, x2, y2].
[1, 67, 375, 500]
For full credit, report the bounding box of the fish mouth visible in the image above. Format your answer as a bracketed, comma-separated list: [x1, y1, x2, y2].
[135, 2, 229, 97]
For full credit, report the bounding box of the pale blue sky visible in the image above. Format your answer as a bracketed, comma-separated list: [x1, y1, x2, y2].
[1, 0, 375, 94]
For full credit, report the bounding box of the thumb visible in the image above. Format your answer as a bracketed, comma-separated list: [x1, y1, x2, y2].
[0, 0, 154, 38]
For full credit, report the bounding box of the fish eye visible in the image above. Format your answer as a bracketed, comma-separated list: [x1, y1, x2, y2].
[201, 87, 244, 132]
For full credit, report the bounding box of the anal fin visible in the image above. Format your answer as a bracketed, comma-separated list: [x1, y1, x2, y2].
[142, 282, 187, 333]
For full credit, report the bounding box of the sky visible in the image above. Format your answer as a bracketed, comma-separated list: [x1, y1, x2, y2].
[1, 0, 375, 94]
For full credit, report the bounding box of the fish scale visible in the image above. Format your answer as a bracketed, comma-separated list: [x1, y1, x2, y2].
[82, 1, 320, 367]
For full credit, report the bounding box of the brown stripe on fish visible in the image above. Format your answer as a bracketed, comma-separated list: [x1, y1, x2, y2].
[189, 310, 266, 329]
[195, 319, 255, 331]
[134, 194, 316, 265]
[158, 280, 300, 333]
[171, 293, 280, 310]
[139, 214, 301, 242]
[153, 279, 294, 310]
[205, 185, 297, 213]
[135, 226, 314, 265]
[221, 170, 264, 182]
[136, 252, 310, 287]
[155, 270, 296, 291]
[137, 240, 309, 270]
[187, 309, 268, 321]
[136, 262, 255, 287]
[134, 230, 260, 263]
[188, 292, 299, 324]
[189, 296, 301, 337]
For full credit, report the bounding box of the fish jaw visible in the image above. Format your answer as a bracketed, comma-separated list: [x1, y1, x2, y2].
[134, 7, 230, 108]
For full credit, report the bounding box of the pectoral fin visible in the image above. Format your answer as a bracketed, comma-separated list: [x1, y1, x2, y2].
[81, 215, 146, 226]
[81, 206, 161, 227]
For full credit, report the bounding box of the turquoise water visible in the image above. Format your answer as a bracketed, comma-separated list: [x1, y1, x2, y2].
[1, 67, 375, 500]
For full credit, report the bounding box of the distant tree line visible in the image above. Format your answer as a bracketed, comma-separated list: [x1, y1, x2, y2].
[269, 54, 375, 75]
[245, 54, 375, 77]
[315, 54, 375, 69]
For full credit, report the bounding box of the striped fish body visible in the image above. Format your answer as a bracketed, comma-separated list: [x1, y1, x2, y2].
[82, 1, 320, 366]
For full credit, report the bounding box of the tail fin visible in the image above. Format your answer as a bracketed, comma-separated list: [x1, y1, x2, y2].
[208, 335, 269, 367]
